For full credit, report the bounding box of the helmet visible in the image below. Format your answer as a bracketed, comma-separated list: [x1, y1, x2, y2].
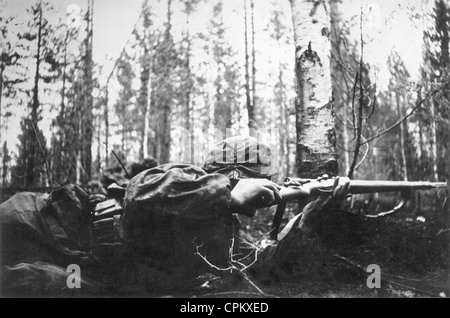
[202, 135, 277, 180]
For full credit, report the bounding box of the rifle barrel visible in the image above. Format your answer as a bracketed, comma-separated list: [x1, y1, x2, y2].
[347, 180, 447, 194]
[279, 179, 447, 202]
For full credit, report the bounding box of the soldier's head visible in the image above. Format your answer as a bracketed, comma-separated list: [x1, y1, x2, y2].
[128, 157, 158, 178]
[202, 135, 277, 184]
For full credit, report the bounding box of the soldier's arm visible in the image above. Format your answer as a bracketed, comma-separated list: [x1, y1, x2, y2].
[229, 178, 282, 217]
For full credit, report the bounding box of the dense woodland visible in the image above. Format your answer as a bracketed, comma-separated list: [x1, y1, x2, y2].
[0, 0, 448, 196]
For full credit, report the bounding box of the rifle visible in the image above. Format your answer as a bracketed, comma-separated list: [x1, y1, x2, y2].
[270, 177, 448, 241]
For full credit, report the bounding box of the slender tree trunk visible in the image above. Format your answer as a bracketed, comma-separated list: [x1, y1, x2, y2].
[348, 70, 363, 179]
[0, 62, 3, 192]
[96, 116, 101, 172]
[433, 0, 449, 182]
[184, 10, 193, 162]
[2, 141, 7, 186]
[278, 67, 286, 177]
[415, 91, 424, 177]
[417, 110, 424, 175]
[277, 49, 290, 177]
[104, 88, 109, 167]
[447, 132, 450, 214]
[251, 0, 256, 122]
[207, 43, 215, 146]
[284, 101, 291, 176]
[76, 149, 81, 185]
[0, 62, 4, 144]
[290, 0, 337, 178]
[1, 140, 6, 207]
[143, 54, 153, 159]
[342, 110, 350, 174]
[122, 124, 126, 154]
[244, 0, 254, 130]
[395, 93, 408, 181]
[31, 4, 42, 122]
[80, 0, 94, 184]
[61, 34, 68, 117]
[26, 1, 43, 188]
[158, 0, 172, 164]
[52, 33, 69, 185]
[140, 38, 152, 160]
[160, 103, 171, 164]
[188, 33, 195, 163]
[430, 98, 439, 181]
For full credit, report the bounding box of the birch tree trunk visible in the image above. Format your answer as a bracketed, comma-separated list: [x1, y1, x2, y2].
[290, 0, 337, 178]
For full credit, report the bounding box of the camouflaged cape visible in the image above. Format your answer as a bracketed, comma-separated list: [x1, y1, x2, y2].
[0, 164, 237, 296]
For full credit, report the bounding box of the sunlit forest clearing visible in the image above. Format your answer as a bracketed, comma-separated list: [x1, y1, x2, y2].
[0, 0, 449, 298]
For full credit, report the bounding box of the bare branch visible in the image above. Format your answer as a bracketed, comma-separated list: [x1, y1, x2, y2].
[335, 113, 355, 130]
[367, 83, 377, 121]
[350, 71, 359, 140]
[354, 134, 369, 171]
[361, 85, 446, 146]
[99, 137, 130, 178]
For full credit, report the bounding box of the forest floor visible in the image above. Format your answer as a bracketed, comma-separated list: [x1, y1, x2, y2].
[167, 196, 449, 298]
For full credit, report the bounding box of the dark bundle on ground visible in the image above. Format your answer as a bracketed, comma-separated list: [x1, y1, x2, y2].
[128, 158, 158, 178]
[101, 157, 158, 189]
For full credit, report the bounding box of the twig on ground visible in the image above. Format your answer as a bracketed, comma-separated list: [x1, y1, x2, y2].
[193, 237, 269, 296]
[241, 272, 264, 295]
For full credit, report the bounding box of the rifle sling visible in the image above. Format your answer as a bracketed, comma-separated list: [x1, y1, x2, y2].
[270, 202, 287, 240]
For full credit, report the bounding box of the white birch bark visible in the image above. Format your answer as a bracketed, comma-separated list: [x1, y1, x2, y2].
[290, 0, 337, 178]
[143, 54, 153, 158]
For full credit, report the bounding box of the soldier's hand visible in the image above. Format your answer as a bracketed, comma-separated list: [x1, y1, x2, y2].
[298, 176, 351, 232]
[330, 176, 351, 201]
[230, 178, 282, 217]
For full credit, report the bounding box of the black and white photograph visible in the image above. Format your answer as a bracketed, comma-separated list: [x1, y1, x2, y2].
[0, 0, 449, 300]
